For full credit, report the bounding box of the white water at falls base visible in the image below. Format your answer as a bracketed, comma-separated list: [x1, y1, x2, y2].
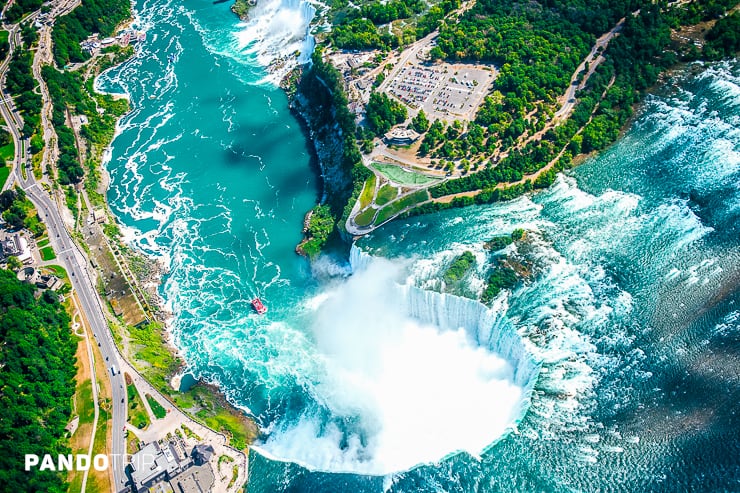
[256, 247, 541, 475]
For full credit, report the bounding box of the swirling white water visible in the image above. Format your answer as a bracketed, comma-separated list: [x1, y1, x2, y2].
[96, 0, 740, 489]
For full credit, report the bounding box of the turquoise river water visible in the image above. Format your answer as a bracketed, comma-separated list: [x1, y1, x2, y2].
[97, 0, 740, 491]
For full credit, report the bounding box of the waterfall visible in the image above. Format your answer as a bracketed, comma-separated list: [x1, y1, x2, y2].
[236, 0, 318, 82]
[256, 246, 541, 475]
[350, 244, 541, 412]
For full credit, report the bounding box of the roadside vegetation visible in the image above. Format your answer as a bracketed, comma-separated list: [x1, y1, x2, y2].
[0, 166, 10, 189]
[127, 381, 151, 429]
[3, 0, 44, 23]
[0, 270, 76, 493]
[5, 32, 41, 138]
[146, 394, 167, 419]
[43, 61, 130, 186]
[0, 187, 45, 235]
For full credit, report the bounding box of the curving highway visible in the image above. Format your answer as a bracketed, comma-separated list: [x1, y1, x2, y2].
[1, 10, 127, 492]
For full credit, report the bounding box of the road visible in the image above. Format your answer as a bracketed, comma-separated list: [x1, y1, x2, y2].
[0, 9, 128, 492]
[554, 17, 625, 120]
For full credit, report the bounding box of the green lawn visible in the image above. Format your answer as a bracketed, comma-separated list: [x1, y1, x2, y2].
[358, 174, 376, 210]
[128, 384, 150, 429]
[198, 410, 250, 450]
[375, 184, 398, 206]
[0, 142, 13, 163]
[354, 207, 377, 227]
[375, 190, 429, 224]
[0, 166, 9, 189]
[75, 379, 95, 427]
[371, 162, 441, 186]
[37, 237, 50, 248]
[40, 246, 56, 261]
[146, 394, 167, 419]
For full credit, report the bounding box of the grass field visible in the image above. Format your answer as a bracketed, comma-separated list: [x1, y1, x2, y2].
[0, 166, 9, 189]
[375, 184, 398, 206]
[358, 174, 376, 210]
[37, 237, 50, 248]
[66, 338, 96, 493]
[0, 142, 13, 162]
[128, 384, 150, 429]
[146, 394, 167, 419]
[44, 264, 68, 278]
[354, 207, 377, 227]
[40, 245, 56, 261]
[372, 163, 441, 186]
[375, 190, 429, 224]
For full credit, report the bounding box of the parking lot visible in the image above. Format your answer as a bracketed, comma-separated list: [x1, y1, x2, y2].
[384, 63, 496, 122]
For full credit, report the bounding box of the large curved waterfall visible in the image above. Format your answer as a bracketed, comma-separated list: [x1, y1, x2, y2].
[255, 246, 541, 474]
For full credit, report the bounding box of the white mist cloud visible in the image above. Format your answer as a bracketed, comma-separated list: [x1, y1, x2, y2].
[259, 256, 534, 475]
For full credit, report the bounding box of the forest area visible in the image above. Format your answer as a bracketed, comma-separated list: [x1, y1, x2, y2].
[422, 0, 740, 201]
[329, 0, 460, 50]
[0, 270, 77, 493]
[51, 0, 131, 66]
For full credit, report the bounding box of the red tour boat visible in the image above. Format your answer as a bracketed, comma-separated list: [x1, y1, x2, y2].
[251, 297, 267, 315]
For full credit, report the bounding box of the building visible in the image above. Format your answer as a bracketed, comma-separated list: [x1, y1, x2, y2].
[17, 266, 40, 284]
[128, 441, 216, 493]
[384, 126, 420, 145]
[191, 445, 214, 466]
[93, 208, 107, 224]
[37, 273, 62, 290]
[1, 233, 32, 264]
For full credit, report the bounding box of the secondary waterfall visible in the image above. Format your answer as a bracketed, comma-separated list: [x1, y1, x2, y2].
[236, 0, 318, 82]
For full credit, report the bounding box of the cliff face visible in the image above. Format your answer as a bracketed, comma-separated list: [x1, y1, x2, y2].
[288, 64, 358, 244]
[290, 92, 351, 207]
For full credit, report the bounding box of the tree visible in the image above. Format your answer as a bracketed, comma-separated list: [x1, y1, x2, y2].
[5, 256, 22, 271]
[0, 189, 17, 211]
[0, 269, 76, 492]
[365, 92, 407, 137]
[411, 109, 429, 132]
